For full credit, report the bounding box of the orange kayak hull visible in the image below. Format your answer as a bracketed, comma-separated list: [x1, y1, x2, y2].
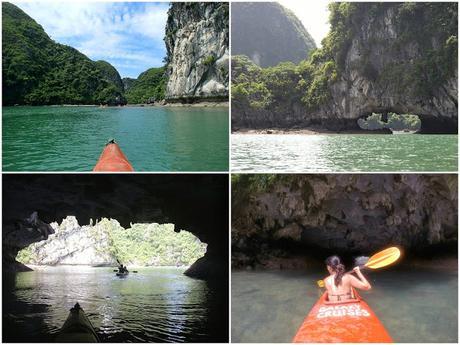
[93, 143, 134, 172]
[293, 290, 392, 343]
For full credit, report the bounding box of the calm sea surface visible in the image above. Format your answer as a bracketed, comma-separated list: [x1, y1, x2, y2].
[232, 267, 457, 342]
[3, 106, 228, 171]
[231, 134, 458, 172]
[3, 266, 228, 342]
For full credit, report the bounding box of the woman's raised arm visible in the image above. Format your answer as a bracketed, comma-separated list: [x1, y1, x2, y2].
[349, 266, 372, 290]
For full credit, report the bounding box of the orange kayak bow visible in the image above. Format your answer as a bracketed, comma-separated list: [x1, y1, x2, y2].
[293, 289, 392, 343]
[93, 140, 134, 172]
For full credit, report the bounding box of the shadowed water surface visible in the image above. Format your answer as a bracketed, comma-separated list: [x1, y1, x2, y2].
[3, 106, 228, 171]
[231, 134, 458, 172]
[3, 267, 228, 342]
[232, 267, 457, 343]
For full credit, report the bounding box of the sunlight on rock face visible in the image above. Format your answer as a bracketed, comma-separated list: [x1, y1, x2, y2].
[16, 216, 207, 267]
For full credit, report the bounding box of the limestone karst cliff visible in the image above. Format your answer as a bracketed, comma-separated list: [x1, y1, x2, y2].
[232, 174, 458, 268]
[317, 3, 458, 132]
[231, 2, 316, 67]
[164, 2, 229, 102]
[18, 216, 116, 266]
[232, 3, 458, 133]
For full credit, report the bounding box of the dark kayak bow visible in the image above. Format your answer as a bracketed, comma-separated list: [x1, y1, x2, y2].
[55, 303, 99, 343]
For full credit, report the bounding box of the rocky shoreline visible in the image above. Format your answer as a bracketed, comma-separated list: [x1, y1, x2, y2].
[232, 255, 458, 272]
[11, 102, 229, 108]
[232, 127, 392, 135]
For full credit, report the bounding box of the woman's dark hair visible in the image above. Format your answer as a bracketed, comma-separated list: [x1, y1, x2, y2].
[325, 255, 346, 287]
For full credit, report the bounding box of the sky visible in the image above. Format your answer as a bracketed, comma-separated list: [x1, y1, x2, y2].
[13, 1, 170, 78]
[278, 0, 331, 47]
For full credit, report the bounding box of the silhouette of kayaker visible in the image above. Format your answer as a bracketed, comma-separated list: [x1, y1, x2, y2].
[118, 264, 129, 273]
[116, 258, 129, 274]
[324, 256, 371, 302]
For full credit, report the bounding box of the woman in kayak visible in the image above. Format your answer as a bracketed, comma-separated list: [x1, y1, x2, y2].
[324, 255, 371, 302]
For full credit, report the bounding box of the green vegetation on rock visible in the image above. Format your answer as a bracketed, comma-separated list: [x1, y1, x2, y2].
[124, 67, 167, 104]
[203, 55, 217, 66]
[17, 217, 207, 267]
[358, 113, 421, 131]
[2, 2, 126, 106]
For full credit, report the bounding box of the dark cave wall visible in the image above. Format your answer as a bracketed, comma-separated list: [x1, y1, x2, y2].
[3, 174, 228, 280]
[232, 174, 458, 268]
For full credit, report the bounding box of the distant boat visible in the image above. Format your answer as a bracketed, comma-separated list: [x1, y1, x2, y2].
[391, 129, 418, 134]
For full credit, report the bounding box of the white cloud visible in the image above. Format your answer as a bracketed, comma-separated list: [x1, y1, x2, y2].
[14, 1, 168, 41]
[12, 1, 169, 76]
[277, 0, 331, 47]
[125, 3, 168, 40]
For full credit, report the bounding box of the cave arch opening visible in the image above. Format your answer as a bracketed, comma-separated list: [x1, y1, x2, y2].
[357, 112, 421, 133]
[16, 216, 207, 270]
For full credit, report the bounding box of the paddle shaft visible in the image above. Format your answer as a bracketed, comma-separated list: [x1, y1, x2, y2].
[113, 269, 138, 273]
[345, 265, 367, 276]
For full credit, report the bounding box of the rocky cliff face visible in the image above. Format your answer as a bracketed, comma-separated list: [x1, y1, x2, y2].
[20, 217, 115, 266]
[122, 77, 136, 92]
[231, 2, 316, 67]
[3, 211, 54, 271]
[232, 3, 458, 133]
[164, 2, 228, 102]
[315, 3, 458, 133]
[232, 175, 457, 268]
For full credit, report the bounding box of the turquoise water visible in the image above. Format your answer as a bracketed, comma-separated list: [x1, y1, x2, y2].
[3, 266, 228, 342]
[3, 106, 229, 171]
[231, 134, 458, 172]
[232, 267, 458, 342]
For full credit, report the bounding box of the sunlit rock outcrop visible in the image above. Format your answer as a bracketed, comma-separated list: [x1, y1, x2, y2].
[17, 216, 115, 266]
[164, 2, 229, 102]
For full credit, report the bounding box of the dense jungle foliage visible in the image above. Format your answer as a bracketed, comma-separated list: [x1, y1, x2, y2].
[2, 3, 127, 106]
[125, 67, 167, 104]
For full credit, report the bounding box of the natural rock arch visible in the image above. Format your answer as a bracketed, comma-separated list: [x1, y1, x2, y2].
[3, 174, 228, 281]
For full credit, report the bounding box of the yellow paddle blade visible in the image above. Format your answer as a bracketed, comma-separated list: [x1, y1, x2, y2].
[365, 247, 401, 269]
[317, 279, 325, 288]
